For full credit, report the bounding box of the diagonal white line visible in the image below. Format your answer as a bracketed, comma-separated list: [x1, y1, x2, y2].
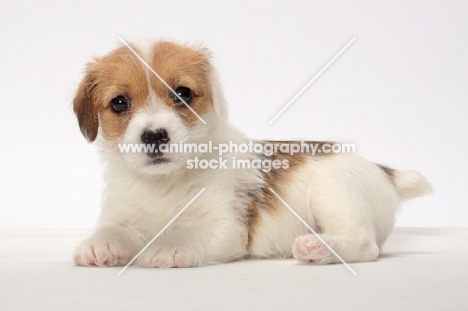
[117, 188, 206, 276]
[268, 188, 358, 276]
[268, 37, 356, 124]
[118, 36, 207, 125]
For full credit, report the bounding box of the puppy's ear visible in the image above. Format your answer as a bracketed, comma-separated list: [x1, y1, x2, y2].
[73, 70, 99, 142]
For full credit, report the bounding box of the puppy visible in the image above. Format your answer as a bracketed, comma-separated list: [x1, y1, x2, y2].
[73, 40, 432, 268]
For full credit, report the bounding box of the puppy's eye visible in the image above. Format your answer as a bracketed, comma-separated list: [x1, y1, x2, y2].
[172, 87, 192, 106]
[111, 96, 131, 113]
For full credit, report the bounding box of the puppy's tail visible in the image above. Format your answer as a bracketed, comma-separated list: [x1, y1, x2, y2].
[392, 169, 433, 200]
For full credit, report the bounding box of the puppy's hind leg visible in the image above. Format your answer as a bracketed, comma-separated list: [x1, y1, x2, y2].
[291, 197, 381, 265]
[290, 155, 400, 265]
[292, 229, 379, 265]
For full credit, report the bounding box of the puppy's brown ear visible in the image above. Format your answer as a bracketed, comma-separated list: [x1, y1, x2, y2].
[73, 71, 99, 142]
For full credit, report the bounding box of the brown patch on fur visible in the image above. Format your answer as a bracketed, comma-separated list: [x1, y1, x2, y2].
[246, 140, 335, 251]
[150, 41, 212, 128]
[378, 164, 395, 182]
[73, 46, 149, 141]
[246, 200, 260, 249]
[73, 72, 99, 141]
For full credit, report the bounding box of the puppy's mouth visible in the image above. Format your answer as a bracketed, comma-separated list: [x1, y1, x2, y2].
[147, 156, 171, 165]
[146, 149, 171, 165]
[145, 147, 172, 165]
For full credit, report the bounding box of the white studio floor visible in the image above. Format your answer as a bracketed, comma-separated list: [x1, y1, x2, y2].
[1, 228, 467, 310]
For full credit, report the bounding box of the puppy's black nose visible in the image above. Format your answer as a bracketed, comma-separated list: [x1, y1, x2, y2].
[141, 129, 170, 157]
[141, 128, 169, 144]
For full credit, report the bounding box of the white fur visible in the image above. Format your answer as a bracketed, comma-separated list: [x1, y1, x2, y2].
[74, 40, 433, 268]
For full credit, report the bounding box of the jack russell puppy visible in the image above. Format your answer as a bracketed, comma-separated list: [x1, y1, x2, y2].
[73, 40, 432, 268]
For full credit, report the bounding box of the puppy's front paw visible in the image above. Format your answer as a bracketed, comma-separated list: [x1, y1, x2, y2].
[292, 234, 334, 265]
[74, 239, 130, 267]
[137, 246, 192, 268]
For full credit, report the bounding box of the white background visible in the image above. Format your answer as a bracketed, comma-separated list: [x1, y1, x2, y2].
[0, 0, 466, 229]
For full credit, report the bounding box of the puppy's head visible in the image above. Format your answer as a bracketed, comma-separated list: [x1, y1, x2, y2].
[74, 40, 227, 175]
